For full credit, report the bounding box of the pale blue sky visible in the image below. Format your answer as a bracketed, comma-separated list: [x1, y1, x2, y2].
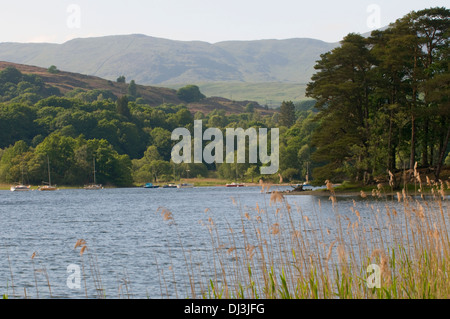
[0, 0, 448, 44]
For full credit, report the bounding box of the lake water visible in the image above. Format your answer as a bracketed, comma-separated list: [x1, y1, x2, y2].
[0, 185, 447, 299]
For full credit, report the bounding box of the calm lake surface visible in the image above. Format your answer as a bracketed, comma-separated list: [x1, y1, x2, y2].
[0, 185, 447, 299]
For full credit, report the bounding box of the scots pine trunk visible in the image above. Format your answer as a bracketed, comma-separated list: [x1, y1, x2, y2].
[410, 109, 416, 170]
[435, 125, 450, 181]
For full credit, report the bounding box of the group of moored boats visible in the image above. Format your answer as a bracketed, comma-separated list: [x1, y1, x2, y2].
[144, 183, 194, 189]
[10, 155, 249, 192]
[10, 183, 103, 192]
[9, 182, 247, 191]
[10, 183, 60, 192]
[10, 156, 103, 192]
[143, 182, 246, 189]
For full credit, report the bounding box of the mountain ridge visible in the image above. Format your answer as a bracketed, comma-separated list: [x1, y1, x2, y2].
[0, 34, 340, 85]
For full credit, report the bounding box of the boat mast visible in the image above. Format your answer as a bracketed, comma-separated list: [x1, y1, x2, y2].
[93, 157, 96, 185]
[47, 155, 51, 186]
[21, 165, 25, 185]
[305, 162, 309, 184]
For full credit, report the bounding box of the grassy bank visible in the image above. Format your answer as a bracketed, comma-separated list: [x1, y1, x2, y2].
[286, 177, 450, 197]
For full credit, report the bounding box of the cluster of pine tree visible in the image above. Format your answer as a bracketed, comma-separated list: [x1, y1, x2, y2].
[306, 7, 449, 185]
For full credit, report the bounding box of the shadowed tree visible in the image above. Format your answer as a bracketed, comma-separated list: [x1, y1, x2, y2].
[128, 80, 137, 99]
[116, 95, 131, 119]
[279, 101, 296, 128]
[306, 33, 374, 182]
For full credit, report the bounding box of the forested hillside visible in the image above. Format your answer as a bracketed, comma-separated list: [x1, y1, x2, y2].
[0, 8, 448, 188]
[0, 64, 292, 187]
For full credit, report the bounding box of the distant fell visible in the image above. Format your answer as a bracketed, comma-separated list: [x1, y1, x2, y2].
[0, 34, 339, 85]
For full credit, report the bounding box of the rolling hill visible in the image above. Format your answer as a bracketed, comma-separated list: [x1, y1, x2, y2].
[0, 61, 273, 115]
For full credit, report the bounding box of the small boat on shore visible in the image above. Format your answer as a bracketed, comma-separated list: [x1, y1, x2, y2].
[144, 183, 159, 189]
[177, 183, 194, 188]
[226, 182, 245, 187]
[162, 184, 177, 188]
[84, 184, 103, 190]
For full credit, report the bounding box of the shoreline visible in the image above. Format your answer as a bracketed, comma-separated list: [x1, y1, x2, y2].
[283, 189, 450, 197]
[0, 182, 293, 191]
[2, 181, 449, 197]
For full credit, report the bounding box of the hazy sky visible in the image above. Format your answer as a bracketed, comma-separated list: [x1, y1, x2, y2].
[0, 0, 448, 44]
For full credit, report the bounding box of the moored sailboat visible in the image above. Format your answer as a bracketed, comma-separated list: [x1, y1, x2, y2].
[10, 184, 31, 192]
[38, 156, 58, 191]
[11, 166, 31, 191]
[84, 157, 103, 190]
[38, 184, 58, 191]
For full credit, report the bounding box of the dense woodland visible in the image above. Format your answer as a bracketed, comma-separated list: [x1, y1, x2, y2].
[0, 8, 448, 187]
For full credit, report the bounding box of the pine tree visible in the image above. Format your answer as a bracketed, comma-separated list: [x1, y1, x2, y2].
[306, 34, 374, 182]
[279, 101, 296, 127]
[128, 80, 137, 98]
[116, 95, 131, 119]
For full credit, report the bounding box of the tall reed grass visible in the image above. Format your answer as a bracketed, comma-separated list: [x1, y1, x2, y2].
[157, 176, 449, 299]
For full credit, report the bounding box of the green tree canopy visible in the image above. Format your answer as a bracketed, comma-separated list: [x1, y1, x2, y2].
[176, 85, 206, 103]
